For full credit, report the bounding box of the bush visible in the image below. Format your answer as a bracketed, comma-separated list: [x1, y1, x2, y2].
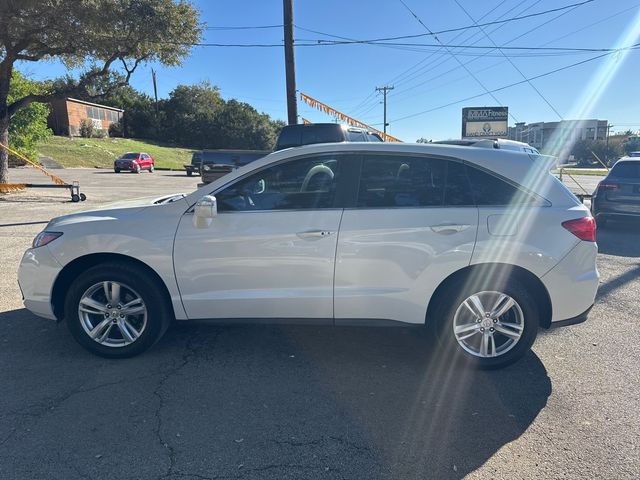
[94, 128, 107, 138]
[79, 119, 94, 138]
[108, 121, 123, 137]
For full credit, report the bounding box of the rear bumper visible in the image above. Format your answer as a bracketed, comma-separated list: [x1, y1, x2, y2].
[541, 241, 599, 324]
[548, 305, 592, 329]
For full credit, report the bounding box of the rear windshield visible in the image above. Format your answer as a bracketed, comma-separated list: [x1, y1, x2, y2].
[121, 153, 139, 159]
[276, 125, 345, 150]
[610, 162, 640, 178]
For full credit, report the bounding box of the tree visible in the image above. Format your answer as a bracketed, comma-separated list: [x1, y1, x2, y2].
[8, 71, 51, 163]
[416, 137, 431, 143]
[623, 138, 640, 155]
[0, 0, 202, 183]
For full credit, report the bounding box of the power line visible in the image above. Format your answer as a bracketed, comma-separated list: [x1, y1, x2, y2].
[205, 24, 283, 30]
[388, 0, 589, 102]
[390, 46, 640, 124]
[397, 0, 518, 123]
[452, 0, 564, 120]
[312, 0, 595, 46]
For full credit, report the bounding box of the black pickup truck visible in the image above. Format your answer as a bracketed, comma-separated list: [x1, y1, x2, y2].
[186, 149, 271, 183]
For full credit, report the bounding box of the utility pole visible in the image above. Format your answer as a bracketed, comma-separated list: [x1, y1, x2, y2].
[151, 68, 159, 115]
[283, 0, 298, 125]
[376, 85, 394, 136]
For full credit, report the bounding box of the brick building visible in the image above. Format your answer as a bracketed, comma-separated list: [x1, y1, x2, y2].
[48, 97, 123, 136]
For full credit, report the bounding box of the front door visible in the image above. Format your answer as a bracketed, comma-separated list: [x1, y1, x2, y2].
[174, 154, 346, 320]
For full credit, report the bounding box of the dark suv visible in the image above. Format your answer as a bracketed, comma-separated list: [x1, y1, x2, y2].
[275, 123, 383, 151]
[592, 157, 640, 227]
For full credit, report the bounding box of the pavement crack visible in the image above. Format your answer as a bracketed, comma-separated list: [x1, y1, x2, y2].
[155, 331, 219, 480]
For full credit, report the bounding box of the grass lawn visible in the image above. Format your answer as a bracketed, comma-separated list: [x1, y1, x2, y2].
[553, 168, 609, 176]
[36, 136, 195, 169]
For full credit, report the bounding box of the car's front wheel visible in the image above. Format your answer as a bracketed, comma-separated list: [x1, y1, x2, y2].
[149, 164, 155, 173]
[64, 262, 172, 358]
[433, 276, 539, 369]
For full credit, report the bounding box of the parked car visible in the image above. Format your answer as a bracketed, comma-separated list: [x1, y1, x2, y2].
[198, 150, 270, 184]
[592, 156, 640, 227]
[275, 123, 383, 151]
[114, 152, 154, 173]
[184, 150, 269, 178]
[19, 142, 598, 367]
[435, 138, 540, 155]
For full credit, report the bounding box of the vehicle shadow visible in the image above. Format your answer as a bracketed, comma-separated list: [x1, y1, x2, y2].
[1, 309, 551, 479]
[597, 220, 640, 257]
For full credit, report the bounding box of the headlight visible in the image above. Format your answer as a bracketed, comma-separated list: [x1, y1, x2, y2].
[33, 231, 63, 248]
[203, 165, 210, 171]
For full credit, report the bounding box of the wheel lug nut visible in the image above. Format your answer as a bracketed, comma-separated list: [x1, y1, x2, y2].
[490, 327, 495, 332]
[106, 304, 112, 309]
[120, 314, 124, 318]
[480, 327, 484, 332]
[117, 305, 121, 309]
[493, 319, 497, 323]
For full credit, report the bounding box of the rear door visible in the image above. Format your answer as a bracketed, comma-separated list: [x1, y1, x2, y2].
[334, 154, 478, 325]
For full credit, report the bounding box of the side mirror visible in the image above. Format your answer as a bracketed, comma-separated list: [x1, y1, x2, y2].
[193, 195, 217, 228]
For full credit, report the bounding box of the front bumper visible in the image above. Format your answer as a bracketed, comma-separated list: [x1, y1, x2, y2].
[17, 246, 63, 320]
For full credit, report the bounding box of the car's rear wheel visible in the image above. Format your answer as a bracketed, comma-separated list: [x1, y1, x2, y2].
[64, 262, 172, 358]
[433, 276, 539, 369]
[114, 168, 120, 173]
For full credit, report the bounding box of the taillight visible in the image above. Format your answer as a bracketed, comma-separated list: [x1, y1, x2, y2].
[562, 217, 596, 242]
[597, 182, 618, 191]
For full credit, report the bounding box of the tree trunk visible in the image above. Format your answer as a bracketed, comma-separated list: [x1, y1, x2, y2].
[0, 113, 8, 184]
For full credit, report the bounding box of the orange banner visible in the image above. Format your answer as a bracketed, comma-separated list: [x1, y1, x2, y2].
[299, 92, 403, 143]
[0, 142, 67, 186]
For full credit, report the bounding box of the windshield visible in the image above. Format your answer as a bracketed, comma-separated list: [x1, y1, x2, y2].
[610, 162, 640, 179]
[120, 153, 139, 159]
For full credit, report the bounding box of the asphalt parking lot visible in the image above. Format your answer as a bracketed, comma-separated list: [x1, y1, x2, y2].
[1, 168, 638, 479]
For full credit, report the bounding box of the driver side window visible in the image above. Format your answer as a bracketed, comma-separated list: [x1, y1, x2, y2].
[216, 155, 340, 212]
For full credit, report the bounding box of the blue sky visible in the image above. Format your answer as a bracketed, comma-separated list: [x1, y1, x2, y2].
[20, 0, 640, 141]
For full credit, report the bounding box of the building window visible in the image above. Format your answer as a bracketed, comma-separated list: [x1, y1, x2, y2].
[86, 106, 102, 120]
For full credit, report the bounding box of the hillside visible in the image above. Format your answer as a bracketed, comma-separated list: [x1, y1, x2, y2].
[36, 136, 194, 169]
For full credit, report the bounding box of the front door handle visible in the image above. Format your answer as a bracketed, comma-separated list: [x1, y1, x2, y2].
[296, 230, 335, 240]
[430, 224, 471, 234]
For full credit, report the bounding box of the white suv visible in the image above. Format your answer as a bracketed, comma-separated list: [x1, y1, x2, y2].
[18, 142, 599, 368]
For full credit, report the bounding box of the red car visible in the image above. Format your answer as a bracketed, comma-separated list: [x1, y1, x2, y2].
[114, 152, 155, 173]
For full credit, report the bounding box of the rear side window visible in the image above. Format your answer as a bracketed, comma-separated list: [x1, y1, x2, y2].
[444, 161, 474, 206]
[610, 162, 640, 178]
[466, 165, 537, 206]
[357, 155, 445, 207]
[346, 130, 366, 142]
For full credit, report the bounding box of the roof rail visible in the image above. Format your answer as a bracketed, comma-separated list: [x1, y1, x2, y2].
[433, 139, 498, 149]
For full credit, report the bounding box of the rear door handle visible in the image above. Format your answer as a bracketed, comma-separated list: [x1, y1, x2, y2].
[430, 224, 471, 234]
[296, 230, 335, 240]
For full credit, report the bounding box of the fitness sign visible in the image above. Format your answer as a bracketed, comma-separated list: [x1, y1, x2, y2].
[461, 107, 508, 138]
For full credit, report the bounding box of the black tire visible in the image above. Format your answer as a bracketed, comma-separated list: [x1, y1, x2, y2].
[186, 170, 193, 177]
[71, 194, 80, 203]
[432, 274, 539, 369]
[149, 164, 155, 173]
[134, 165, 141, 174]
[79, 193, 87, 202]
[114, 168, 120, 173]
[64, 262, 172, 358]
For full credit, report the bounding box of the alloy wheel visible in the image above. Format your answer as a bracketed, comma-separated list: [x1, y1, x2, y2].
[452, 291, 525, 358]
[78, 281, 147, 348]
